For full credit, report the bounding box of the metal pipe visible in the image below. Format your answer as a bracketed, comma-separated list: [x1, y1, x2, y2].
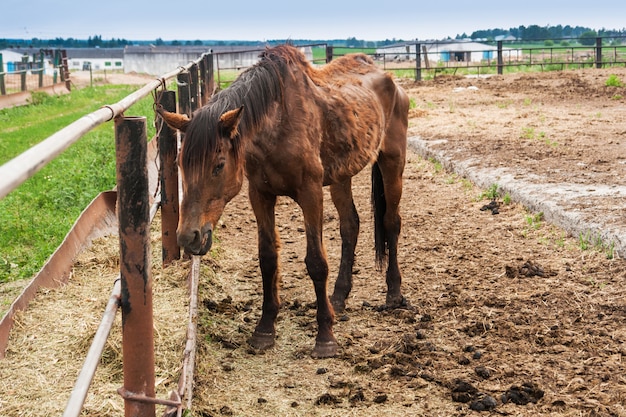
[63, 279, 121, 417]
[183, 256, 201, 410]
[115, 116, 155, 417]
[157, 90, 180, 266]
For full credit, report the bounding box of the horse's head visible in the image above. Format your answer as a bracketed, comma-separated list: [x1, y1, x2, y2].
[158, 104, 245, 255]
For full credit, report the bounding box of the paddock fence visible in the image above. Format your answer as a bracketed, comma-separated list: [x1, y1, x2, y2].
[370, 36, 626, 81]
[0, 51, 214, 417]
[207, 37, 626, 88]
[0, 49, 70, 100]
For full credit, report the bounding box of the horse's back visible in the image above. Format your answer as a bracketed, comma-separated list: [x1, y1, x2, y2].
[313, 54, 408, 183]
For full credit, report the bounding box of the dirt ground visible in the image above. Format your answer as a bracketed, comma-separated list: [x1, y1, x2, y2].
[1, 67, 626, 416]
[188, 67, 626, 416]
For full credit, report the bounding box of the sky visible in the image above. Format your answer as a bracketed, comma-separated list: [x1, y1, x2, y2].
[2, 0, 625, 42]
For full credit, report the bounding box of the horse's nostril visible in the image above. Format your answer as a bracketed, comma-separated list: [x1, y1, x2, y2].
[177, 229, 201, 248]
[192, 229, 202, 245]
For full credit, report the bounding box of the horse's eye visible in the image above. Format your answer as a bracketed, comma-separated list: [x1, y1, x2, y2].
[212, 162, 225, 176]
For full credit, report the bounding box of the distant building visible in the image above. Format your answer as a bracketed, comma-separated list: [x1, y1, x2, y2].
[123, 45, 313, 76]
[0, 48, 58, 75]
[64, 48, 124, 71]
[377, 40, 517, 64]
[3, 45, 314, 77]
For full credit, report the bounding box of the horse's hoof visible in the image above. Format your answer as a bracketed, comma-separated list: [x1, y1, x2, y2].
[311, 340, 338, 358]
[330, 296, 346, 314]
[248, 331, 275, 350]
[385, 294, 410, 310]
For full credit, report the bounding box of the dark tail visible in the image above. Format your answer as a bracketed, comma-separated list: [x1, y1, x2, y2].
[371, 161, 387, 270]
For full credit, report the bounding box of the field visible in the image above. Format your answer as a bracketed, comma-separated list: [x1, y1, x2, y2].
[1, 66, 626, 416]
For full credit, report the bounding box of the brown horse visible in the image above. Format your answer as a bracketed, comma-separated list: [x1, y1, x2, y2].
[158, 44, 409, 358]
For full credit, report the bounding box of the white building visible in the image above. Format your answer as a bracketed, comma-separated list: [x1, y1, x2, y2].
[0, 48, 58, 75]
[64, 48, 124, 71]
[377, 40, 517, 64]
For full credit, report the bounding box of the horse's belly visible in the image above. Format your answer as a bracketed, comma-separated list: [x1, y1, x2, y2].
[321, 120, 384, 185]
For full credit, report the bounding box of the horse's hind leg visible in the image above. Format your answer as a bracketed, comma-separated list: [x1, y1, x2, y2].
[376, 153, 406, 308]
[248, 188, 280, 350]
[329, 180, 359, 313]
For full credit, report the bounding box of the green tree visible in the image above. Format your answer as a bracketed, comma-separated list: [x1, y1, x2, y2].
[579, 30, 598, 46]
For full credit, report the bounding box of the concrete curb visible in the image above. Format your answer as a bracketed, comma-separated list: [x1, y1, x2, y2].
[408, 136, 625, 259]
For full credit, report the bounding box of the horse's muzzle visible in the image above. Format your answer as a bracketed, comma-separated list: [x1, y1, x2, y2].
[178, 225, 212, 255]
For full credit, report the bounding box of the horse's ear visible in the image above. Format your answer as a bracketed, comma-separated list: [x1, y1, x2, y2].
[219, 106, 244, 139]
[156, 104, 191, 132]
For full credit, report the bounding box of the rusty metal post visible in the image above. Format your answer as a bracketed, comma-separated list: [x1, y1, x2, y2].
[114, 116, 156, 417]
[189, 63, 200, 113]
[157, 91, 180, 266]
[204, 54, 215, 104]
[198, 57, 208, 107]
[177, 72, 191, 118]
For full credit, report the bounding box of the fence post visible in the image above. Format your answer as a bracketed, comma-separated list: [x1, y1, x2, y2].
[20, 55, 28, 92]
[326, 45, 333, 63]
[414, 43, 422, 81]
[199, 54, 214, 106]
[38, 51, 44, 88]
[157, 91, 180, 266]
[497, 41, 503, 75]
[61, 49, 71, 91]
[595, 37, 603, 69]
[114, 116, 156, 417]
[189, 63, 200, 113]
[0, 54, 5, 95]
[177, 72, 192, 118]
[198, 57, 208, 107]
[205, 54, 215, 101]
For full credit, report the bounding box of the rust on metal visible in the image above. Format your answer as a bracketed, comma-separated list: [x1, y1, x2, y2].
[176, 72, 192, 118]
[157, 90, 180, 266]
[115, 115, 155, 417]
[188, 63, 200, 113]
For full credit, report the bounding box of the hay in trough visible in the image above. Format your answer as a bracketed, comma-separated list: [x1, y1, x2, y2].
[0, 213, 190, 416]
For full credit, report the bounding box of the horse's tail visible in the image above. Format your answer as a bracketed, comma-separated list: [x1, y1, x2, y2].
[371, 161, 387, 270]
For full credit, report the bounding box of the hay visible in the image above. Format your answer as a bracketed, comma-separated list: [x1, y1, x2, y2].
[0, 213, 190, 416]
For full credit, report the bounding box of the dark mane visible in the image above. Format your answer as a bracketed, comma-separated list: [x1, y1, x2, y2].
[181, 46, 306, 177]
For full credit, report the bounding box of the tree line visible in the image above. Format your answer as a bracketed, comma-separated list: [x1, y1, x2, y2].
[1, 24, 625, 50]
[463, 24, 625, 43]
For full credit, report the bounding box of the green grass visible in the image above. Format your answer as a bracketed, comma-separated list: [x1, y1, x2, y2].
[605, 74, 624, 87]
[478, 183, 499, 201]
[0, 85, 156, 283]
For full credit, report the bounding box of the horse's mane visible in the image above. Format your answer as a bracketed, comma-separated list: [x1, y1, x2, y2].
[179, 44, 378, 179]
[180, 45, 311, 177]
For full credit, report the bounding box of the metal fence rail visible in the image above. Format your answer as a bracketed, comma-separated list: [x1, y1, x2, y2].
[0, 51, 214, 417]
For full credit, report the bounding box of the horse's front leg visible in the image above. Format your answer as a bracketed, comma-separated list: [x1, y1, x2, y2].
[297, 186, 338, 358]
[248, 188, 280, 350]
[329, 180, 359, 313]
